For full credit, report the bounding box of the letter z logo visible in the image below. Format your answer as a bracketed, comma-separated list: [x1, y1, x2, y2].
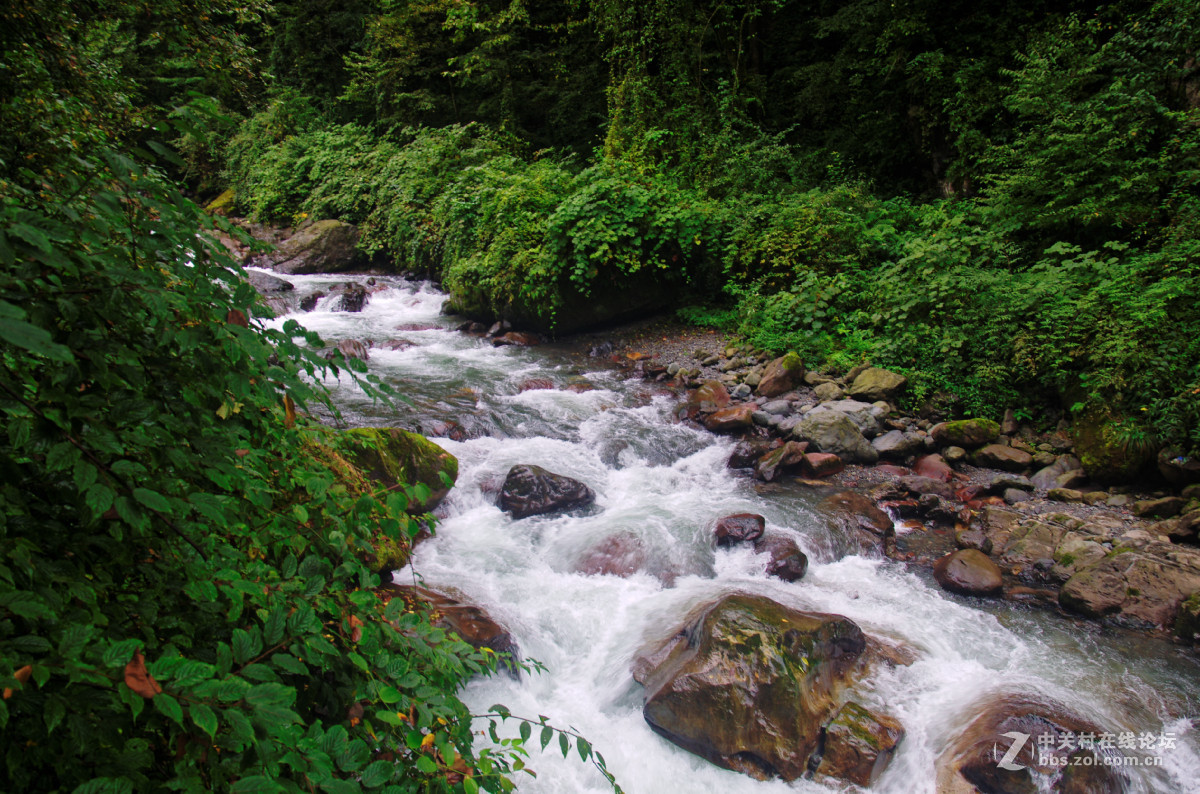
[994, 731, 1031, 771]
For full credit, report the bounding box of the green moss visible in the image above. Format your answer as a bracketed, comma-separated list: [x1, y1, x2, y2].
[343, 428, 458, 513]
[781, 351, 804, 373]
[205, 188, 236, 216]
[1057, 553, 1077, 567]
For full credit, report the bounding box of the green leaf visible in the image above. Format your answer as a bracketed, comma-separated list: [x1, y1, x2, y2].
[378, 686, 402, 704]
[230, 776, 285, 794]
[559, 732, 569, 757]
[539, 725, 553, 750]
[359, 760, 393, 787]
[519, 721, 531, 742]
[270, 653, 307, 675]
[415, 755, 437, 775]
[132, 488, 171, 514]
[463, 777, 479, 794]
[0, 316, 72, 361]
[102, 639, 142, 667]
[577, 737, 591, 761]
[155, 694, 185, 726]
[190, 703, 218, 738]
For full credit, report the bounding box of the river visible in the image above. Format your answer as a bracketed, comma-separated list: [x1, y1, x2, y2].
[264, 272, 1200, 793]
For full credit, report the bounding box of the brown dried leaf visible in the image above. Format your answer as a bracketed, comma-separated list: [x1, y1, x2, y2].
[124, 652, 162, 698]
[283, 393, 297, 429]
[226, 309, 248, 328]
[3, 665, 33, 699]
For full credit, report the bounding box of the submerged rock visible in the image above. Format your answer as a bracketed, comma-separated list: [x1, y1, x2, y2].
[498, 464, 595, 519]
[634, 593, 867, 782]
[713, 513, 766, 546]
[753, 533, 809, 581]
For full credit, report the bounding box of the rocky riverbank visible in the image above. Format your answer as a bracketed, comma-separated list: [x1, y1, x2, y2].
[552, 316, 1200, 647]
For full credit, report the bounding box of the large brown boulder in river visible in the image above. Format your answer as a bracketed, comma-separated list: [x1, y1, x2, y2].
[938, 693, 1128, 793]
[814, 701, 905, 788]
[498, 464, 595, 519]
[633, 593, 867, 782]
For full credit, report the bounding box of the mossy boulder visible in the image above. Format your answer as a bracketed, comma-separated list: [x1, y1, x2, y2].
[930, 418, 1000, 448]
[205, 188, 236, 216]
[1072, 409, 1154, 483]
[633, 593, 866, 782]
[263, 219, 365, 275]
[343, 428, 458, 513]
[1175, 592, 1200, 644]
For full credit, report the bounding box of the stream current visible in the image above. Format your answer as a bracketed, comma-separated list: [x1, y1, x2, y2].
[264, 272, 1200, 793]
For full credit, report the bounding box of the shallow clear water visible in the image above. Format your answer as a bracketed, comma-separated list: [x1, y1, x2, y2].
[265, 272, 1200, 793]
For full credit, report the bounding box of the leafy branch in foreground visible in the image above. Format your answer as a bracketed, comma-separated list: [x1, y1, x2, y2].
[0, 137, 617, 792]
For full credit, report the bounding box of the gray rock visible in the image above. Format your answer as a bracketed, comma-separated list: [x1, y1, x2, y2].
[792, 412, 879, 464]
[761, 399, 791, 416]
[264, 219, 363, 275]
[989, 474, 1034, 493]
[731, 383, 753, 398]
[1054, 469, 1089, 490]
[872, 429, 925, 459]
[247, 269, 295, 294]
[942, 446, 968, 464]
[813, 381, 844, 402]
[807, 399, 881, 438]
[1004, 488, 1033, 504]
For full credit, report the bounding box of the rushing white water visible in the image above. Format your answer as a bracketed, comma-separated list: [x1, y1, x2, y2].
[264, 272, 1200, 793]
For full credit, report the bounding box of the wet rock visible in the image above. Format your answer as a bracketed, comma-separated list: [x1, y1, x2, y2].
[1158, 449, 1200, 486]
[1051, 536, 1108, 581]
[760, 399, 791, 415]
[635, 593, 866, 782]
[498, 464, 596, 519]
[247, 270, 294, 294]
[1004, 488, 1033, 505]
[299, 291, 325, 312]
[846, 367, 907, 403]
[930, 418, 1000, 448]
[575, 533, 648, 578]
[713, 513, 766, 547]
[326, 339, 371, 361]
[756, 352, 805, 398]
[801, 452, 845, 478]
[754, 441, 809, 482]
[752, 533, 809, 581]
[381, 584, 520, 676]
[792, 412, 878, 464]
[973, 444, 1033, 472]
[728, 438, 776, 469]
[955, 527, 993, 554]
[335, 282, 369, 312]
[933, 549, 1003, 596]
[814, 701, 905, 788]
[518, 378, 554, 392]
[704, 403, 757, 433]
[681, 380, 731, 420]
[1000, 519, 1066, 574]
[343, 427, 459, 513]
[819, 491, 895, 554]
[939, 694, 1125, 794]
[492, 331, 542, 347]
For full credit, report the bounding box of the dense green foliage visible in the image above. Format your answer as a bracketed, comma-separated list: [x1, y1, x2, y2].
[2, 0, 1199, 784]
[0, 3, 621, 792]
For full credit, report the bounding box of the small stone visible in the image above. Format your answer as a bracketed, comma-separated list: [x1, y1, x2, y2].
[1082, 492, 1109, 506]
[1004, 488, 1032, 505]
[743, 372, 761, 387]
[731, 383, 753, 398]
[813, 381, 844, 402]
[761, 399, 791, 415]
[1105, 493, 1130, 507]
[1048, 488, 1084, 503]
[942, 446, 968, 464]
